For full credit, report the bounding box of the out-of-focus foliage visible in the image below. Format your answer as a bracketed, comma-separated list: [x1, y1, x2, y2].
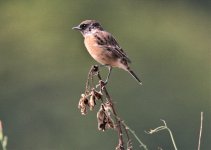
[0, 0, 210, 150]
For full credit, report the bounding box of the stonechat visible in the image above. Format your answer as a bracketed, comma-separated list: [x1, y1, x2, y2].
[73, 20, 142, 85]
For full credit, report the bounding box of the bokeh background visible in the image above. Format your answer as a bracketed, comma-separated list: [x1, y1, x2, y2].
[0, 0, 210, 150]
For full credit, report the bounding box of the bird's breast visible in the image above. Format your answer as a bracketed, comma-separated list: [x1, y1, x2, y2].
[84, 34, 116, 66]
[84, 35, 103, 58]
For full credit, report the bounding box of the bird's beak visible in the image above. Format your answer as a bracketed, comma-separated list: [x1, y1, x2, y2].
[72, 25, 81, 30]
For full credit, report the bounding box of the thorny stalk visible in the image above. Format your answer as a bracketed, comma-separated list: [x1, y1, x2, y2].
[78, 65, 147, 150]
[97, 70, 124, 149]
[121, 121, 148, 150]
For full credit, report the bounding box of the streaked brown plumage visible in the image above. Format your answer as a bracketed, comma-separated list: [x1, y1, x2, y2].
[73, 20, 142, 85]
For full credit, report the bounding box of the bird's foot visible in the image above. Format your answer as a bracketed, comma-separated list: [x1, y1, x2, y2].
[96, 80, 107, 89]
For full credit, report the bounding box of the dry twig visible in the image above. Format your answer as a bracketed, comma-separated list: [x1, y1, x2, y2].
[0, 120, 8, 150]
[197, 112, 203, 150]
[78, 65, 147, 150]
[146, 119, 178, 150]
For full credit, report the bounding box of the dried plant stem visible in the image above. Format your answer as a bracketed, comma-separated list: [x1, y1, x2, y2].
[79, 65, 148, 150]
[165, 122, 178, 150]
[121, 121, 132, 149]
[146, 120, 178, 150]
[197, 112, 203, 150]
[0, 140, 7, 150]
[95, 66, 124, 149]
[121, 121, 148, 150]
[0, 121, 7, 150]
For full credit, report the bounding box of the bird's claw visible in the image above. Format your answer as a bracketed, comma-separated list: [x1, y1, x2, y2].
[96, 80, 107, 89]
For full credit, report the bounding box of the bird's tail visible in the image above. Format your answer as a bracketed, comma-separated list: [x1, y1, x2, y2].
[127, 68, 142, 85]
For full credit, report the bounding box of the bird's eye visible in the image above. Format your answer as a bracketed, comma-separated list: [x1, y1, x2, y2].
[80, 24, 87, 29]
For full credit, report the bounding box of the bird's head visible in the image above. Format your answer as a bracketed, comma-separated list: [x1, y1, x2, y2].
[72, 20, 103, 36]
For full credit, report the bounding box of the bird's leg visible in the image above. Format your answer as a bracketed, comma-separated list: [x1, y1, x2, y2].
[98, 64, 112, 84]
[104, 66, 112, 84]
[96, 65, 112, 88]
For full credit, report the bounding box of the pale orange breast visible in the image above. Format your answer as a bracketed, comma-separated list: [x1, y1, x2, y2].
[84, 35, 101, 58]
[84, 34, 126, 69]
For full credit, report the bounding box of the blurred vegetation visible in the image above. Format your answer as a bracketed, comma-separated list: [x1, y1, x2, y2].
[0, 0, 210, 150]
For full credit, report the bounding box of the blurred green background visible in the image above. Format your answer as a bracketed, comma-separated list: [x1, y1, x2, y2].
[0, 0, 210, 149]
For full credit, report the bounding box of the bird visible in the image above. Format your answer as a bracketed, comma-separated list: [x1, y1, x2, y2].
[72, 20, 142, 85]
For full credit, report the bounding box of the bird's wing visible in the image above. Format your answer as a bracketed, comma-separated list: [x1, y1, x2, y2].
[96, 31, 131, 63]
